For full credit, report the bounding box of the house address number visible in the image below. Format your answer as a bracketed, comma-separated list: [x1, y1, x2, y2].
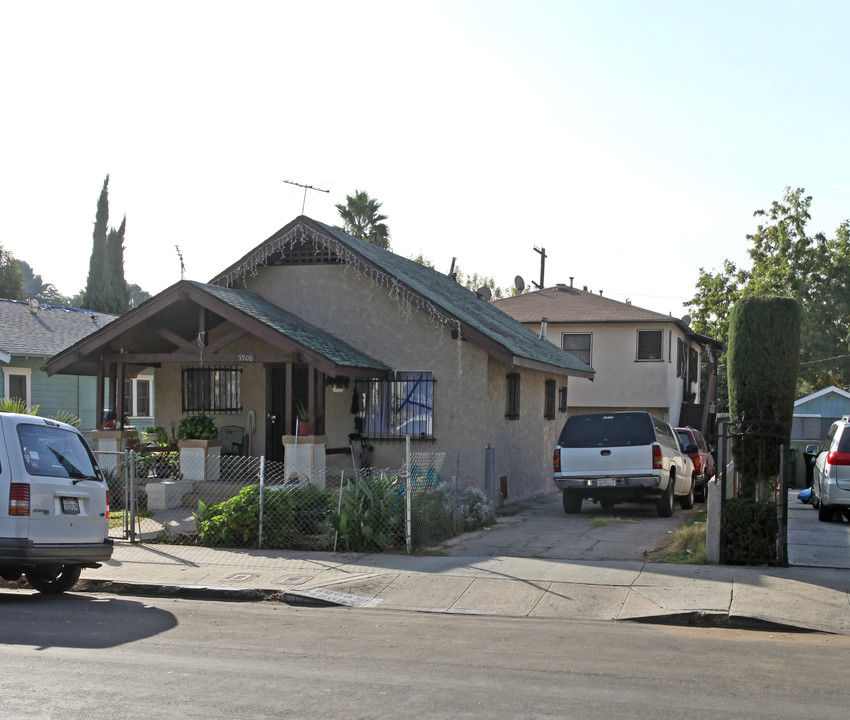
[238, 354, 255, 362]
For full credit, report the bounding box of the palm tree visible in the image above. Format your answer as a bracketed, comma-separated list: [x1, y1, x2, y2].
[335, 190, 391, 249]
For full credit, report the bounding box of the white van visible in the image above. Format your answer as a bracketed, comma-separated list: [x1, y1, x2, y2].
[0, 412, 113, 593]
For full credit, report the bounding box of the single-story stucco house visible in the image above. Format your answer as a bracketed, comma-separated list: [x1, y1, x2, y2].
[45, 216, 594, 500]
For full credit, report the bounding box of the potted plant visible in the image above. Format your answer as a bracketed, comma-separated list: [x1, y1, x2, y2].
[295, 401, 311, 436]
[175, 413, 222, 483]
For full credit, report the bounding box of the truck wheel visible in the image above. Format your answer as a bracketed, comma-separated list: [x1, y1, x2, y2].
[25, 564, 82, 594]
[562, 490, 582, 514]
[679, 478, 695, 510]
[818, 504, 834, 522]
[657, 476, 674, 518]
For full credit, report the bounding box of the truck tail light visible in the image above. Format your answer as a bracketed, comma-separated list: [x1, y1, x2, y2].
[553, 448, 561, 473]
[652, 443, 663, 470]
[106, 490, 110, 519]
[827, 451, 850, 466]
[692, 455, 702, 474]
[9, 483, 30, 516]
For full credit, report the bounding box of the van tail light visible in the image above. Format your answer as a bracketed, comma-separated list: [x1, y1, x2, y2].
[553, 448, 561, 473]
[692, 455, 702, 474]
[652, 443, 663, 470]
[9, 483, 30, 516]
[106, 490, 110, 519]
[826, 451, 850, 466]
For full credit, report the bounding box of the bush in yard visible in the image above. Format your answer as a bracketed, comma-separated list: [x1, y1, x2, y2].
[721, 497, 778, 565]
[195, 483, 333, 549]
[727, 295, 800, 499]
[331, 474, 405, 552]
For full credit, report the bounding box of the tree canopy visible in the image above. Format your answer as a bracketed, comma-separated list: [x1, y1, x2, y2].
[0, 243, 25, 300]
[335, 190, 391, 249]
[687, 187, 850, 394]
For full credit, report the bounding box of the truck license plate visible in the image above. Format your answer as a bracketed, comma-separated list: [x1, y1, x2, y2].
[597, 479, 616, 487]
[62, 497, 80, 514]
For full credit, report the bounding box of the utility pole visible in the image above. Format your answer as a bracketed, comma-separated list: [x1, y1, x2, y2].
[283, 179, 330, 214]
[532, 246, 546, 289]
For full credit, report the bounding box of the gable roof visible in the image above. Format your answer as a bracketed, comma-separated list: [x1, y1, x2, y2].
[492, 284, 723, 349]
[794, 385, 850, 408]
[211, 216, 595, 379]
[0, 299, 116, 358]
[44, 281, 390, 378]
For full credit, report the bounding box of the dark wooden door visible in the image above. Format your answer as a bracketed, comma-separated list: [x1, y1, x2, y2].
[266, 365, 286, 462]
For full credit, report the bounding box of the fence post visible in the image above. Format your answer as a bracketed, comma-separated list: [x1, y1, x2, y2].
[405, 435, 412, 554]
[258, 456, 265, 549]
[484, 444, 496, 506]
[128, 450, 137, 543]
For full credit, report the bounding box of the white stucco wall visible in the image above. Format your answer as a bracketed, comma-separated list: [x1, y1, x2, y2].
[542, 321, 701, 425]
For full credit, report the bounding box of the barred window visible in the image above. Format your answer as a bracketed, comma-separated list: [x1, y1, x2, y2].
[355, 371, 434, 440]
[558, 386, 568, 413]
[506, 372, 520, 420]
[182, 365, 241, 414]
[544, 379, 556, 420]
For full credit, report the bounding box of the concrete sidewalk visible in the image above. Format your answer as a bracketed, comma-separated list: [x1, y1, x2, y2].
[73, 540, 850, 635]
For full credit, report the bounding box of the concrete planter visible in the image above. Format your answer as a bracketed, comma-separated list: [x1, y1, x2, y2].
[178, 438, 223, 482]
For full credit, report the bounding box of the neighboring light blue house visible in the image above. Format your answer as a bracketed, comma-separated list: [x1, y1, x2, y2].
[0, 298, 153, 437]
[793, 385, 850, 443]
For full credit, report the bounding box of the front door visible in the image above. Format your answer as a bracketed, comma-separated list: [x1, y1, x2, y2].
[266, 365, 286, 462]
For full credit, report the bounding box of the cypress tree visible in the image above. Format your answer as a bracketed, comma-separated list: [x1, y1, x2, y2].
[727, 295, 801, 498]
[80, 175, 130, 314]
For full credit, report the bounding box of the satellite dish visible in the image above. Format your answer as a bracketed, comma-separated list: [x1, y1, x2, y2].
[681, 314, 691, 327]
[476, 286, 492, 301]
[514, 276, 525, 292]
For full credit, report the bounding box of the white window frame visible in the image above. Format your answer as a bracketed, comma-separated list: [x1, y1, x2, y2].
[124, 376, 154, 418]
[2, 367, 31, 408]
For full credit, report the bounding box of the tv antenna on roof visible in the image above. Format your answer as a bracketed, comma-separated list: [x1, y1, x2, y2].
[175, 245, 185, 280]
[283, 179, 330, 214]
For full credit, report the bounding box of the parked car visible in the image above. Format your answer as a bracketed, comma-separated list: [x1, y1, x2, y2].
[811, 417, 850, 522]
[0, 412, 113, 593]
[675, 426, 714, 502]
[553, 411, 695, 517]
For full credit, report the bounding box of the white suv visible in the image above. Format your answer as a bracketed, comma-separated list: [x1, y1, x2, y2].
[0, 412, 113, 593]
[812, 417, 850, 522]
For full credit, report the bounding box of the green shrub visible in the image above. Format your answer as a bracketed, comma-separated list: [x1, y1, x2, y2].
[721, 498, 778, 565]
[727, 296, 801, 497]
[195, 483, 333, 549]
[176, 413, 217, 440]
[331, 474, 405, 552]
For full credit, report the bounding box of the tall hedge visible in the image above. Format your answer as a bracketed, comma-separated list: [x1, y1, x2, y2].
[727, 295, 801, 498]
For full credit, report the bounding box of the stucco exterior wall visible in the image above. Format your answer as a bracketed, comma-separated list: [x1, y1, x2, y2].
[147, 263, 570, 499]
[543, 321, 701, 425]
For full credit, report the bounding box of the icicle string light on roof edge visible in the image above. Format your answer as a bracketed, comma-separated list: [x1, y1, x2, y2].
[215, 222, 463, 375]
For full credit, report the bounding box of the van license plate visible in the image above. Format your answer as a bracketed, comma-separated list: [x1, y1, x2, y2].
[62, 497, 80, 514]
[597, 479, 616, 487]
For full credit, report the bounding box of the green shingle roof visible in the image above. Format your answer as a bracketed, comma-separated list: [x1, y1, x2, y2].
[310, 220, 594, 376]
[188, 281, 390, 372]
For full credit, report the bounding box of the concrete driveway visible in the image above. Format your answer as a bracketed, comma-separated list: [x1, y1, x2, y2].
[788, 491, 850, 568]
[435, 492, 702, 561]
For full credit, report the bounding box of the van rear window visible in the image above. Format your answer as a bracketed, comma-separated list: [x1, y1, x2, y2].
[558, 412, 655, 448]
[17, 424, 99, 480]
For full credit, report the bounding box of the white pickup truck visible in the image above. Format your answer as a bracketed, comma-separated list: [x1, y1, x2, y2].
[553, 411, 695, 517]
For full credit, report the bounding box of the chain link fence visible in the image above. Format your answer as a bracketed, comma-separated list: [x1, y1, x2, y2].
[97, 444, 494, 554]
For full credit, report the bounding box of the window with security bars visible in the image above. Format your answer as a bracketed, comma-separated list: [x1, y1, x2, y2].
[354, 372, 434, 440]
[544, 379, 556, 420]
[182, 366, 242, 413]
[558, 386, 568, 413]
[506, 372, 520, 420]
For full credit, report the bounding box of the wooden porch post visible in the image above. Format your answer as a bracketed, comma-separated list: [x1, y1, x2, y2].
[96, 362, 105, 428]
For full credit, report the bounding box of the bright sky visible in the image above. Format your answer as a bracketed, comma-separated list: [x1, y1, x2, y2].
[1, 0, 848, 317]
